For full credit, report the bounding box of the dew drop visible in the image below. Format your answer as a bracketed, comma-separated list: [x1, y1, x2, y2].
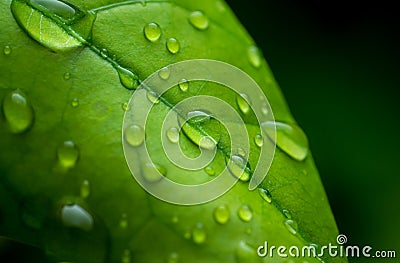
[254, 134, 263, 147]
[117, 66, 139, 90]
[188, 11, 209, 30]
[261, 103, 269, 115]
[166, 127, 179, 144]
[121, 249, 131, 263]
[262, 121, 309, 161]
[61, 204, 93, 231]
[142, 162, 165, 183]
[166, 37, 180, 54]
[121, 102, 129, 112]
[119, 213, 128, 229]
[2, 89, 34, 133]
[258, 188, 272, 204]
[283, 209, 292, 219]
[248, 45, 262, 68]
[146, 91, 160, 104]
[144, 22, 161, 42]
[71, 98, 79, 108]
[3, 45, 12, 55]
[178, 78, 189, 92]
[204, 166, 215, 176]
[171, 215, 179, 224]
[192, 222, 207, 244]
[285, 219, 298, 235]
[236, 148, 247, 158]
[100, 48, 108, 58]
[226, 155, 250, 182]
[158, 66, 170, 80]
[57, 140, 79, 169]
[63, 72, 71, 80]
[124, 125, 145, 147]
[235, 241, 259, 263]
[30, 0, 76, 19]
[80, 180, 90, 199]
[236, 93, 251, 114]
[213, 204, 230, 225]
[167, 252, 179, 263]
[238, 205, 253, 222]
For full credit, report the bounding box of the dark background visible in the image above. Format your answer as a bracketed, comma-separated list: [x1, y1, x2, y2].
[227, 0, 400, 261]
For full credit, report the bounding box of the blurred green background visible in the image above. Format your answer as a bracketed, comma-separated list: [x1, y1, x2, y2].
[227, 0, 400, 261]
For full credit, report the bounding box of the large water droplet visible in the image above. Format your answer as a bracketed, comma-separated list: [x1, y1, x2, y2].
[237, 204, 253, 222]
[178, 78, 189, 92]
[166, 37, 180, 54]
[61, 204, 93, 231]
[121, 249, 131, 263]
[3, 45, 12, 55]
[284, 219, 298, 235]
[248, 45, 262, 68]
[258, 188, 272, 204]
[142, 162, 165, 183]
[30, 0, 76, 19]
[2, 89, 34, 133]
[124, 125, 145, 147]
[188, 11, 209, 30]
[167, 252, 179, 263]
[57, 140, 79, 169]
[254, 134, 263, 147]
[117, 66, 138, 90]
[236, 93, 251, 114]
[80, 180, 90, 199]
[166, 127, 180, 143]
[144, 22, 161, 42]
[226, 155, 250, 182]
[262, 121, 309, 161]
[146, 91, 160, 104]
[158, 66, 170, 80]
[192, 222, 207, 244]
[213, 204, 230, 225]
[235, 241, 259, 263]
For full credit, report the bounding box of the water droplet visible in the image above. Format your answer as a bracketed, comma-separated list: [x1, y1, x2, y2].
[245, 227, 252, 235]
[166, 127, 179, 143]
[188, 11, 209, 30]
[226, 155, 250, 182]
[283, 209, 292, 219]
[261, 103, 269, 115]
[71, 98, 79, 107]
[3, 45, 12, 55]
[125, 125, 145, 147]
[192, 222, 207, 244]
[2, 89, 34, 133]
[258, 188, 272, 204]
[216, 1, 226, 12]
[171, 215, 179, 224]
[235, 241, 259, 263]
[166, 37, 180, 54]
[236, 93, 251, 114]
[248, 45, 262, 68]
[236, 148, 247, 158]
[122, 102, 129, 111]
[178, 78, 189, 92]
[119, 213, 128, 229]
[57, 140, 79, 169]
[254, 134, 263, 147]
[262, 121, 309, 161]
[100, 48, 108, 58]
[117, 66, 138, 90]
[204, 166, 215, 176]
[142, 162, 165, 183]
[146, 91, 160, 104]
[237, 204, 253, 222]
[213, 204, 230, 224]
[186, 110, 211, 123]
[80, 180, 90, 198]
[284, 219, 298, 235]
[158, 66, 170, 80]
[121, 249, 131, 263]
[144, 22, 161, 42]
[61, 204, 93, 231]
[63, 72, 71, 80]
[30, 0, 76, 19]
[167, 252, 179, 263]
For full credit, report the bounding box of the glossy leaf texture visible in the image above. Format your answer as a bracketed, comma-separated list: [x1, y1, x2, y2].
[0, 0, 346, 262]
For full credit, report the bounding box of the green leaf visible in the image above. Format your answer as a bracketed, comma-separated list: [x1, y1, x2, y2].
[0, 0, 346, 262]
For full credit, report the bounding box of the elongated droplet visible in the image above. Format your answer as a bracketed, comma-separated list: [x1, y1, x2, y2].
[3, 45, 12, 55]
[238, 204, 253, 222]
[166, 37, 180, 54]
[100, 48, 108, 58]
[236, 93, 251, 114]
[235, 241, 259, 263]
[122, 102, 129, 112]
[71, 98, 79, 107]
[61, 204, 93, 231]
[226, 155, 250, 182]
[283, 209, 292, 219]
[254, 134, 263, 147]
[189, 11, 209, 30]
[30, 0, 76, 19]
[80, 180, 90, 198]
[3, 89, 34, 133]
[258, 188, 272, 204]
[119, 213, 128, 229]
[213, 204, 230, 225]
[121, 249, 131, 263]
[142, 162, 165, 183]
[166, 127, 179, 143]
[192, 222, 207, 244]
[146, 91, 160, 104]
[262, 121, 309, 161]
[125, 125, 145, 147]
[57, 141, 79, 169]
[178, 78, 189, 92]
[285, 219, 298, 235]
[117, 66, 138, 90]
[168, 252, 179, 263]
[144, 22, 161, 42]
[158, 66, 170, 80]
[248, 45, 262, 68]
[204, 166, 215, 176]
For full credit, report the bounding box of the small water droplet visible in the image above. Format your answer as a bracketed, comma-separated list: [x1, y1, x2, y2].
[117, 66, 139, 90]
[261, 103, 269, 115]
[166, 37, 180, 54]
[158, 66, 170, 80]
[100, 48, 108, 58]
[192, 222, 207, 244]
[80, 180, 90, 198]
[226, 155, 250, 182]
[125, 125, 145, 147]
[121, 249, 131, 263]
[254, 134, 263, 147]
[144, 22, 161, 42]
[142, 162, 165, 183]
[188, 11, 209, 30]
[258, 188, 272, 204]
[71, 98, 79, 107]
[236, 148, 247, 158]
[63, 72, 71, 80]
[237, 204, 253, 222]
[119, 213, 128, 229]
[167, 252, 179, 263]
[166, 127, 179, 143]
[122, 102, 129, 111]
[236, 93, 251, 114]
[283, 209, 292, 219]
[178, 78, 189, 92]
[235, 241, 259, 262]
[285, 219, 298, 235]
[2, 89, 34, 133]
[146, 91, 160, 104]
[204, 166, 215, 176]
[57, 140, 79, 169]
[171, 215, 179, 223]
[213, 204, 230, 224]
[3, 45, 12, 55]
[262, 121, 309, 161]
[61, 204, 93, 231]
[248, 45, 262, 68]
